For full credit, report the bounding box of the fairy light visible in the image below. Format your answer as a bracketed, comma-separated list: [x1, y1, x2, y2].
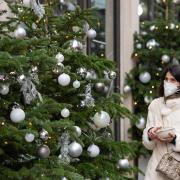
[4, 141, 8, 144]
[134, 101, 138, 105]
[100, 53, 104, 57]
[176, 25, 179, 29]
[1, 122, 5, 126]
[134, 53, 138, 57]
[165, 25, 168, 29]
[152, 86, 155, 89]
[156, 73, 159, 76]
[48, 136, 52, 140]
[66, 35, 69, 39]
[150, 91, 152, 94]
[28, 122, 32, 127]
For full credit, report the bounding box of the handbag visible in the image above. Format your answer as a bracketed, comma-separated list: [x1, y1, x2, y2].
[156, 152, 180, 180]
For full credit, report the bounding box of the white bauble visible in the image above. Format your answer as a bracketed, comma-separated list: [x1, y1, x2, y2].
[25, 133, 35, 142]
[136, 117, 146, 129]
[74, 126, 81, 137]
[139, 72, 151, 83]
[123, 85, 131, 93]
[58, 73, 71, 86]
[161, 54, 170, 63]
[55, 53, 64, 63]
[14, 27, 26, 38]
[23, 0, 31, 7]
[136, 43, 142, 49]
[144, 96, 153, 104]
[61, 108, 70, 118]
[170, 23, 175, 29]
[0, 84, 9, 95]
[149, 25, 156, 31]
[146, 39, 159, 49]
[73, 80, 80, 88]
[118, 159, 129, 169]
[68, 141, 83, 157]
[87, 29, 97, 39]
[87, 144, 100, 157]
[93, 111, 111, 128]
[10, 108, 25, 123]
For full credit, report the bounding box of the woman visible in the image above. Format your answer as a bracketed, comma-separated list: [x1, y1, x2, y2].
[143, 64, 180, 180]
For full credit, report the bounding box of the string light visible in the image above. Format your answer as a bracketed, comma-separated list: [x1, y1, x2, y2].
[134, 53, 138, 57]
[165, 25, 168, 29]
[152, 86, 155, 89]
[48, 136, 52, 140]
[150, 91, 152, 94]
[176, 25, 179, 29]
[28, 122, 32, 127]
[156, 73, 159, 76]
[100, 53, 104, 57]
[66, 35, 69, 39]
[134, 102, 138, 105]
[1, 122, 5, 126]
[4, 141, 8, 144]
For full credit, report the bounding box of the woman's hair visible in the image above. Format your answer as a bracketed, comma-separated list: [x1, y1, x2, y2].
[159, 64, 180, 97]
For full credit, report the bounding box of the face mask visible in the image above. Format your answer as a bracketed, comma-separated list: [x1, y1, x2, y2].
[164, 80, 179, 97]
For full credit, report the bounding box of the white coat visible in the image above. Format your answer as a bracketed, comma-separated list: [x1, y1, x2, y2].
[143, 97, 180, 180]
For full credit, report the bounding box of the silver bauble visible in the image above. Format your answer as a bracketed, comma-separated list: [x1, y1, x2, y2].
[77, 67, 87, 77]
[103, 86, 109, 94]
[139, 72, 151, 83]
[95, 82, 105, 93]
[136, 43, 142, 49]
[123, 85, 131, 93]
[93, 111, 111, 128]
[149, 25, 156, 31]
[38, 145, 50, 158]
[39, 129, 49, 141]
[86, 28, 97, 39]
[109, 71, 116, 80]
[25, 133, 35, 142]
[58, 73, 71, 86]
[73, 80, 80, 89]
[68, 141, 83, 157]
[0, 84, 9, 95]
[10, 108, 25, 123]
[55, 52, 64, 63]
[61, 108, 70, 118]
[86, 70, 97, 80]
[17, 74, 26, 84]
[135, 117, 146, 129]
[161, 54, 170, 63]
[70, 39, 83, 51]
[74, 126, 81, 137]
[118, 159, 129, 169]
[87, 144, 100, 157]
[146, 39, 159, 49]
[14, 27, 26, 38]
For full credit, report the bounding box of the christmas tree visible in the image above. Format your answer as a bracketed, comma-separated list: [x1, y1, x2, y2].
[0, 1, 139, 179]
[124, 0, 180, 155]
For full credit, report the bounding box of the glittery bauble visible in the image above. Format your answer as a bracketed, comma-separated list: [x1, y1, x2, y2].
[161, 54, 170, 63]
[93, 111, 111, 128]
[10, 108, 25, 123]
[135, 117, 146, 129]
[0, 84, 9, 95]
[38, 145, 50, 158]
[123, 85, 131, 93]
[55, 53, 64, 63]
[74, 126, 81, 137]
[87, 29, 97, 39]
[58, 73, 71, 86]
[87, 144, 100, 157]
[25, 133, 35, 142]
[139, 72, 151, 83]
[39, 129, 49, 141]
[14, 27, 26, 38]
[73, 80, 80, 89]
[109, 71, 116, 80]
[118, 159, 129, 169]
[95, 82, 105, 93]
[61, 108, 70, 118]
[68, 141, 83, 157]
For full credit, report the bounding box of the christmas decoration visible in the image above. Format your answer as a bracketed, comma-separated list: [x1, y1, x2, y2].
[73, 80, 80, 89]
[10, 108, 25, 123]
[68, 141, 83, 158]
[146, 39, 159, 49]
[136, 43, 142, 49]
[118, 159, 129, 169]
[139, 72, 151, 83]
[74, 126, 81, 137]
[87, 144, 100, 157]
[0, 84, 9, 95]
[86, 70, 97, 80]
[135, 117, 146, 129]
[123, 85, 131, 93]
[58, 73, 71, 86]
[61, 177, 68, 180]
[144, 96, 153, 104]
[77, 67, 87, 77]
[38, 145, 50, 158]
[86, 28, 97, 39]
[39, 129, 49, 141]
[69, 39, 83, 51]
[61, 108, 70, 118]
[25, 133, 35, 142]
[93, 111, 111, 128]
[94, 82, 105, 93]
[161, 54, 170, 63]
[55, 52, 64, 63]
[14, 27, 26, 38]
[109, 71, 116, 80]
[23, 0, 31, 7]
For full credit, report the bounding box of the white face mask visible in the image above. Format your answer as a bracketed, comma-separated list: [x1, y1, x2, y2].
[164, 80, 179, 97]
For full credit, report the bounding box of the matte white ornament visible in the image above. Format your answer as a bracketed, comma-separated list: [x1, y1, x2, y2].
[93, 111, 111, 128]
[87, 29, 97, 39]
[68, 141, 83, 157]
[161, 54, 170, 63]
[14, 27, 26, 38]
[87, 144, 100, 157]
[61, 108, 70, 118]
[136, 117, 146, 129]
[74, 126, 81, 137]
[10, 108, 25, 123]
[0, 84, 9, 95]
[139, 72, 151, 83]
[58, 73, 71, 86]
[73, 80, 80, 89]
[23, 0, 31, 7]
[123, 85, 131, 93]
[55, 53, 64, 63]
[25, 133, 35, 142]
[118, 159, 129, 169]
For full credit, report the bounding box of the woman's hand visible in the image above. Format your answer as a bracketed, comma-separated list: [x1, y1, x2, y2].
[148, 127, 162, 140]
[156, 133, 176, 143]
